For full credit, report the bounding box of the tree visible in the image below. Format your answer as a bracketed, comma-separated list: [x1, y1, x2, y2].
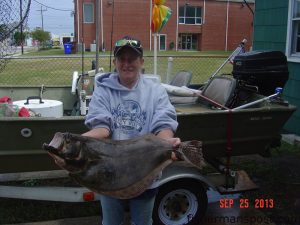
[0, 24, 9, 41]
[14, 31, 28, 46]
[31, 28, 51, 49]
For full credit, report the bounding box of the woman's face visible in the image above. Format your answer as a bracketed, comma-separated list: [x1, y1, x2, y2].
[113, 47, 144, 88]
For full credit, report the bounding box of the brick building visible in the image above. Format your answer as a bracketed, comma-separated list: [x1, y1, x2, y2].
[74, 0, 254, 51]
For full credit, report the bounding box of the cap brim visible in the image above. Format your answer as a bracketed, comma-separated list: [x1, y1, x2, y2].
[114, 45, 142, 57]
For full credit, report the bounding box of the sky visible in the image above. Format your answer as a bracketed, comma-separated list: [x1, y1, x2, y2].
[27, 0, 74, 36]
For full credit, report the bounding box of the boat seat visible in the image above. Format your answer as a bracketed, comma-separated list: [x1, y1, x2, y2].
[142, 74, 161, 83]
[170, 70, 192, 87]
[201, 75, 237, 107]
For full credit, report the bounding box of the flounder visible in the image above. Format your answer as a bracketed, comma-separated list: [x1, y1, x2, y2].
[43, 132, 204, 199]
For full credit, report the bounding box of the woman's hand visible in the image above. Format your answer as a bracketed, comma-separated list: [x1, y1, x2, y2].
[166, 137, 181, 161]
[156, 129, 181, 161]
[166, 137, 181, 148]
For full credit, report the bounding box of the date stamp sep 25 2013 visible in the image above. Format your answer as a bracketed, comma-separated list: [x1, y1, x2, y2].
[219, 198, 274, 209]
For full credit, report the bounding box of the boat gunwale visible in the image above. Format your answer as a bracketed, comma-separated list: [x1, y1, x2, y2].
[0, 103, 296, 121]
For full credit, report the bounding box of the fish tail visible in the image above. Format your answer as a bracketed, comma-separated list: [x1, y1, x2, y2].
[175, 140, 205, 169]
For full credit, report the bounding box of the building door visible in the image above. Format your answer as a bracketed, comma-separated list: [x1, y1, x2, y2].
[182, 34, 192, 50]
[179, 34, 198, 50]
[159, 34, 166, 51]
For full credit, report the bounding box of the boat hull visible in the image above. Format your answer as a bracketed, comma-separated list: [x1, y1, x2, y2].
[0, 86, 296, 173]
[176, 105, 296, 159]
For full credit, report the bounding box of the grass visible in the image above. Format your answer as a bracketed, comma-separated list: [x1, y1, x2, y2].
[1, 48, 233, 86]
[23, 48, 232, 57]
[230, 142, 300, 224]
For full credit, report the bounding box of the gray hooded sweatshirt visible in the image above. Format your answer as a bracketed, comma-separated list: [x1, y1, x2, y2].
[85, 73, 178, 140]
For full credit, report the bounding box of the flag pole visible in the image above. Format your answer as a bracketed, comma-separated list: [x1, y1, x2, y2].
[154, 33, 158, 75]
[151, 0, 172, 76]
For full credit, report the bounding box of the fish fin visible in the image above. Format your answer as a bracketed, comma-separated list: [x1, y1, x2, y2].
[174, 140, 205, 169]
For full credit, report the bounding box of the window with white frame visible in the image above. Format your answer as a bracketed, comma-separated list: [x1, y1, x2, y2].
[179, 5, 202, 25]
[83, 3, 94, 23]
[287, 0, 300, 61]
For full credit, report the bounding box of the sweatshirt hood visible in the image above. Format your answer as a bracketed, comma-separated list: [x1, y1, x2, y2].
[95, 73, 140, 91]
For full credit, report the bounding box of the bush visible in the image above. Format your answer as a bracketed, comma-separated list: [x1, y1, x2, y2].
[31, 28, 51, 50]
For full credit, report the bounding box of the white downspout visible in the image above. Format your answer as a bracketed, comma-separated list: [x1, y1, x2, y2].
[101, 0, 104, 51]
[203, 0, 206, 24]
[77, 0, 80, 43]
[176, 0, 178, 51]
[150, 0, 152, 51]
[95, 0, 100, 73]
[225, 0, 229, 51]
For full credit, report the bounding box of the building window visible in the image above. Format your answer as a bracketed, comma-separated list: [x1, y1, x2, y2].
[179, 5, 202, 25]
[83, 3, 94, 23]
[287, 0, 300, 61]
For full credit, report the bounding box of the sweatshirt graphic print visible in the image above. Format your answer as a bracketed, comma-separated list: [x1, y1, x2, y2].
[112, 100, 147, 135]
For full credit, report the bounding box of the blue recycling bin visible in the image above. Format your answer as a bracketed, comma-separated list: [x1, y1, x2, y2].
[63, 43, 72, 54]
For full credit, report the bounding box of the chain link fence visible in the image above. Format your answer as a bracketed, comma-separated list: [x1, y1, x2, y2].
[0, 0, 31, 73]
[0, 55, 233, 86]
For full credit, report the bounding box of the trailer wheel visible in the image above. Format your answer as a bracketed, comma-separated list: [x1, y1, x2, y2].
[153, 179, 208, 225]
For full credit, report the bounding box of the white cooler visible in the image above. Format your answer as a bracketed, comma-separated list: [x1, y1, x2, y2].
[13, 96, 63, 117]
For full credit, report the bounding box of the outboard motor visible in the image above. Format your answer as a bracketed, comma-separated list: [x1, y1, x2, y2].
[232, 50, 289, 96]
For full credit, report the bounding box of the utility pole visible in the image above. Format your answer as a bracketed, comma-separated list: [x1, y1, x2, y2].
[37, 6, 47, 30]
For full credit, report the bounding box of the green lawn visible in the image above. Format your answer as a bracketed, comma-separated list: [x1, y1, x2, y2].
[1, 49, 233, 86]
[23, 48, 232, 57]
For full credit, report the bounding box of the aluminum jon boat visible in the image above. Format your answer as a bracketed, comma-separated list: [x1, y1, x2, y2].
[0, 74, 296, 173]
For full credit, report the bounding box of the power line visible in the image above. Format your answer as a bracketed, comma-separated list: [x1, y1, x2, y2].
[32, 0, 73, 11]
[243, 0, 254, 15]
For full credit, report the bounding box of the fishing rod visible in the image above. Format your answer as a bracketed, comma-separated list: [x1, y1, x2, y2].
[71, 1, 85, 96]
[78, 2, 89, 116]
[210, 39, 247, 79]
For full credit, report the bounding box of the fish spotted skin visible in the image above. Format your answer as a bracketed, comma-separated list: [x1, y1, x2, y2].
[43, 132, 204, 199]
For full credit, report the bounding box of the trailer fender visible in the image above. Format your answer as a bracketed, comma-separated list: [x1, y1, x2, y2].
[157, 162, 217, 191]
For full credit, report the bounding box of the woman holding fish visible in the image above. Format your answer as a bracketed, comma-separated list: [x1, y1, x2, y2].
[83, 36, 180, 225]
